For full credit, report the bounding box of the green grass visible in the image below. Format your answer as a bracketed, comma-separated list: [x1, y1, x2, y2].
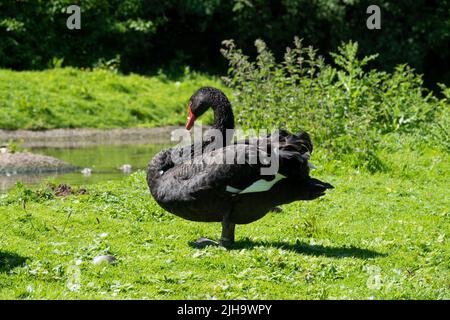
[0, 142, 448, 299]
[0, 68, 228, 130]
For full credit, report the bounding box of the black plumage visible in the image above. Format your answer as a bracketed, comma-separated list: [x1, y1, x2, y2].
[147, 87, 333, 247]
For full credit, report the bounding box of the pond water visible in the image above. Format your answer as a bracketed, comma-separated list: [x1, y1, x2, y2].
[0, 143, 169, 192]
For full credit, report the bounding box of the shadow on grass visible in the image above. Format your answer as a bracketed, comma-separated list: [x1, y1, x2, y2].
[231, 239, 386, 259]
[190, 236, 387, 259]
[0, 251, 28, 272]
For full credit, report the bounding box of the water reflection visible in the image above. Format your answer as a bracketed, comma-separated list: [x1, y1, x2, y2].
[0, 144, 168, 192]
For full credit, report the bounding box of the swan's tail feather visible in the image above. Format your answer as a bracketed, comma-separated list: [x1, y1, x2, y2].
[275, 129, 313, 179]
[305, 178, 334, 199]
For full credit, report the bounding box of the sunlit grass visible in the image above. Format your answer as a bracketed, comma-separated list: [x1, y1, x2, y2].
[0, 143, 448, 299]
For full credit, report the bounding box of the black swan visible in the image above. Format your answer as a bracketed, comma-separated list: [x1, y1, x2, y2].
[147, 87, 333, 247]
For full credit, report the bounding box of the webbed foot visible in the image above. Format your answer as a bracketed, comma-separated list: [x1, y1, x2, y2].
[192, 237, 218, 248]
[192, 237, 234, 249]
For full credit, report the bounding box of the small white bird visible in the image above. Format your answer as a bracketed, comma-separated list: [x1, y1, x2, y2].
[118, 164, 132, 173]
[81, 168, 92, 176]
[0, 145, 7, 154]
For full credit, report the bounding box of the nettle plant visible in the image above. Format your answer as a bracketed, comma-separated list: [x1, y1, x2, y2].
[221, 38, 446, 172]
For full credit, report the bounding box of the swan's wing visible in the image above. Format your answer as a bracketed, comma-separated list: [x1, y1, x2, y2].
[234, 132, 312, 179]
[167, 144, 278, 195]
[158, 129, 313, 200]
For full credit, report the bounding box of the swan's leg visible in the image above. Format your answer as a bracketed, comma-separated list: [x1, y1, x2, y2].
[192, 211, 235, 248]
[219, 211, 235, 248]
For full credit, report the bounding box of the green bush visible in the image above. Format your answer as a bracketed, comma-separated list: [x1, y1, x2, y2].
[221, 38, 449, 172]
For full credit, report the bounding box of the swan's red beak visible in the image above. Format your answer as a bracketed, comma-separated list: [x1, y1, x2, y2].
[185, 104, 196, 130]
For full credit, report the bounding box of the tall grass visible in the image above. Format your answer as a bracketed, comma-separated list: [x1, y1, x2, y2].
[0, 67, 227, 130]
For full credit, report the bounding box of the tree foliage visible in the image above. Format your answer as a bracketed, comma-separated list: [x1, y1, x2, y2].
[0, 0, 448, 85]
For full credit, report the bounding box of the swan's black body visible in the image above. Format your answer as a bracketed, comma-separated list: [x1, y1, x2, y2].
[147, 87, 333, 246]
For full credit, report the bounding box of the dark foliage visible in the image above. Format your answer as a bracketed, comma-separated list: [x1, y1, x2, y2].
[0, 0, 448, 86]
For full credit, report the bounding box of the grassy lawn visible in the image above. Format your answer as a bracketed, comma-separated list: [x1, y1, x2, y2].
[0, 143, 448, 299]
[0, 68, 227, 130]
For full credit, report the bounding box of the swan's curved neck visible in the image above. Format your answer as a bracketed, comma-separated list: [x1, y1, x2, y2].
[212, 95, 234, 133]
[209, 92, 235, 144]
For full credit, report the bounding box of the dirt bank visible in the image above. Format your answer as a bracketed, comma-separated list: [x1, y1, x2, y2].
[0, 126, 179, 148]
[0, 151, 76, 174]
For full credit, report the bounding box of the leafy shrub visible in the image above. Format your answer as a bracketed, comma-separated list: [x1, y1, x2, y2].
[421, 83, 450, 153]
[221, 38, 449, 172]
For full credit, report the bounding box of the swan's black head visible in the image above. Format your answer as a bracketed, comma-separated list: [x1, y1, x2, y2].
[186, 87, 233, 130]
